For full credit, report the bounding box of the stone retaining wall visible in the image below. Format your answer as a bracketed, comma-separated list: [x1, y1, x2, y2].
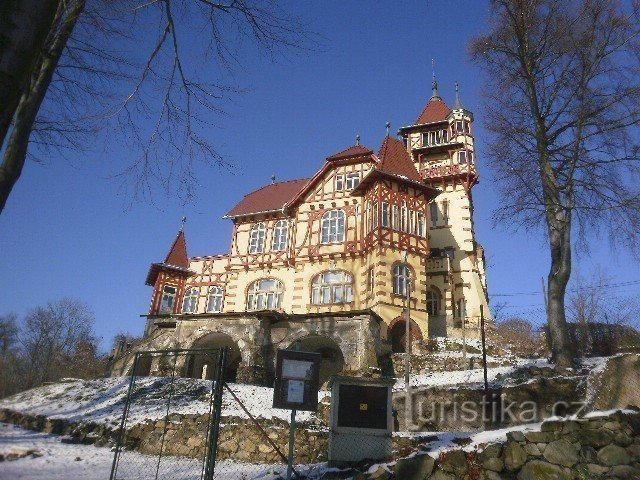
[387, 410, 640, 480]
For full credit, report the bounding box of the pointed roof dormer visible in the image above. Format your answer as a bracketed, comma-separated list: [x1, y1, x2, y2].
[415, 96, 452, 125]
[145, 229, 193, 285]
[377, 136, 422, 182]
[447, 82, 474, 121]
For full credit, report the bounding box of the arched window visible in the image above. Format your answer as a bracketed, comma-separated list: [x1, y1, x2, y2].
[321, 210, 346, 243]
[426, 289, 441, 316]
[207, 286, 224, 313]
[272, 220, 288, 251]
[311, 271, 353, 305]
[160, 284, 177, 313]
[247, 278, 283, 311]
[393, 264, 411, 296]
[248, 223, 266, 253]
[182, 288, 199, 313]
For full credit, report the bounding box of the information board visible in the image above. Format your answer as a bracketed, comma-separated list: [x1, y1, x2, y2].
[272, 349, 321, 411]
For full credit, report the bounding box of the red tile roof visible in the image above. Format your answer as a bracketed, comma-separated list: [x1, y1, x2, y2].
[165, 230, 189, 268]
[378, 136, 422, 182]
[415, 97, 452, 124]
[226, 178, 310, 217]
[326, 144, 373, 161]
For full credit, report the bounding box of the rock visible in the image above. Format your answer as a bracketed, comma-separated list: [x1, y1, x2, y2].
[394, 453, 434, 480]
[439, 450, 467, 476]
[575, 463, 609, 478]
[478, 443, 502, 461]
[428, 471, 456, 480]
[597, 444, 631, 466]
[542, 439, 579, 467]
[504, 442, 528, 471]
[579, 446, 598, 463]
[517, 460, 571, 480]
[523, 443, 541, 456]
[481, 471, 503, 480]
[541, 421, 564, 432]
[578, 429, 612, 447]
[524, 431, 555, 443]
[507, 431, 526, 442]
[482, 457, 504, 472]
[626, 444, 640, 461]
[608, 465, 640, 479]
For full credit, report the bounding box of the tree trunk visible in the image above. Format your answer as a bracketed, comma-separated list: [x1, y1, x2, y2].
[0, 0, 59, 147]
[0, 0, 85, 215]
[546, 210, 575, 369]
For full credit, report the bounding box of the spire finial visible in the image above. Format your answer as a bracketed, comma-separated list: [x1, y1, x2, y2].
[454, 81, 464, 110]
[271, 174, 276, 184]
[356, 134, 360, 146]
[431, 58, 440, 100]
[180, 216, 187, 232]
[385, 122, 391, 137]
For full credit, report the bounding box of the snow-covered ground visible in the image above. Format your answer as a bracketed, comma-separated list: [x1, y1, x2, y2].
[0, 377, 322, 427]
[393, 357, 551, 391]
[0, 423, 334, 480]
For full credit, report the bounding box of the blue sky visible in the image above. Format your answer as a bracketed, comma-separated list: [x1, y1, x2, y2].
[1, 1, 638, 351]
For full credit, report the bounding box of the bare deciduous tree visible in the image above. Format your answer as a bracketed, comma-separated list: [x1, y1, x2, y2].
[471, 0, 640, 368]
[0, 0, 312, 214]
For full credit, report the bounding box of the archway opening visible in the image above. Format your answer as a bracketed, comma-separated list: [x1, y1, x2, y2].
[288, 335, 345, 386]
[388, 316, 423, 353]
[186, 332, 241, 383]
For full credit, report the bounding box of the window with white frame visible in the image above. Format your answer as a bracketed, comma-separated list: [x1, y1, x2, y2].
[456, 120, 464, 133]
[426, 289, 440, 316]
[182, 287, 199, 313]
[207, 286, 224, 313]
[393, 264, 411, 296]
[247, 278, 283, 311]
[311, 271, 353, 305]
[392, 204, 399, 230]
[321, 209, 346, 243]
[410, 210, 416, 235]
[429, 202, 438, 227]
[417, 212, 425, 237]
[272, 220, 288, 251]
[400, 201, 408, 232]
[458, 151, 468, 164]
[345, 172, 360, 189]
[373, 203, 379, 229]
[365, 201, 372, 232]
[381, 202, 390, 228]
[248, 222, 266, 253]
[160, 285, 177, 313]
[335, 174, 344, 191]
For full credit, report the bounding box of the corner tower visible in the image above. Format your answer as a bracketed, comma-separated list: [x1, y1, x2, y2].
[399, 81, 491, 336]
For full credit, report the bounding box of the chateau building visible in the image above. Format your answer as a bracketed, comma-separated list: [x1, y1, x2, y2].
[111, 82, 491, 384]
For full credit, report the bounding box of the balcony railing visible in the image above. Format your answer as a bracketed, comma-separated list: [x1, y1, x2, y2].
[420, 162, 476, 180]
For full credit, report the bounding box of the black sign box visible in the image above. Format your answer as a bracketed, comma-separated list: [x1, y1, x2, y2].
[337, 384, 388, 430]
[272, 349, 321, 412]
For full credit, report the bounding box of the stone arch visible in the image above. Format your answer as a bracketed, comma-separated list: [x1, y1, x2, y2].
[286, 334, 345, 385]
[186, 331, 242, 383]
[388, 315, 424, 353]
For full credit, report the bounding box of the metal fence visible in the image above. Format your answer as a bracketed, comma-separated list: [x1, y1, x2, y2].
[109, 348, 227, 480]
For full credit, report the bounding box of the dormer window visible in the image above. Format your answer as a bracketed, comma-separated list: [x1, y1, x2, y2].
[345, 172, 360, 189]
[160, 285, 177, 313]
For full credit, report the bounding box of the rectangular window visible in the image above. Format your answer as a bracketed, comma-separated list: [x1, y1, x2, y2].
[372, 203, 379, 229]
[456, 120, 463, 133]
[442, 200, 449, 225]
[429, 202, 438, 228]
[367, 267, 374, 293]
[442, 129, 448, 143]
[435, 130, 441, 145]
[160, 285, 177, 313]
[429, 131, 436, 145]
[392, 204, 399, 230]
[421, 132, 429, 146]
[336, 174, 344, 191]
[410, 210, 416, 235]
[400, 203, 408, 232]
[464, 121, 470, 134]
[458, 151, 468, 164]
[381, 202, 390, 227]
[417, 212, 425, 237]
[445, 247, 455, 262]
[345, 172, 360, 189]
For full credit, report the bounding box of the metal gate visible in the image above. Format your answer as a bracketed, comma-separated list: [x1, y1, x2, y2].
[109, 348, 228, 480]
